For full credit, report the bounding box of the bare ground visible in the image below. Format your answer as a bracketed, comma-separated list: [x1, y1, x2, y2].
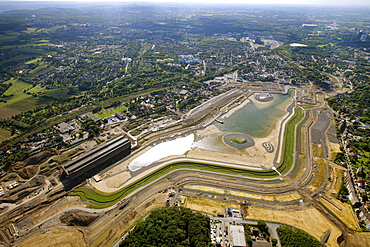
[183, 185, 302, 202]
[319, 196, 360, 231]
[245, 206, 342, 247]
[184, 197, 240, 216]
[16, 227, 87, 247]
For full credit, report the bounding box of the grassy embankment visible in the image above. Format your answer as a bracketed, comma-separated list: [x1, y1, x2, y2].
[275, 108, 304, 174]
[70, 162, 282, 209]
[69, 108, 304, 208]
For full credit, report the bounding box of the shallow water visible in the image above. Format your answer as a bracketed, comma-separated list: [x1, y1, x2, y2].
[128, 134, 194, 172]
[193, 91, 294, 151]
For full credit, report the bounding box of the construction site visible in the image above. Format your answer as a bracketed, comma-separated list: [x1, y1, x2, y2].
[0, 81, 369, 247]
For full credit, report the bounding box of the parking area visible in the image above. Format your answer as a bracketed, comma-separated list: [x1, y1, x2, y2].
[210, 219, 231, 246]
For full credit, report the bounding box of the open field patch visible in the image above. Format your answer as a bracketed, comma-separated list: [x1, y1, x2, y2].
[45, 87, 77, 99]
[306, 159, 326, 192]
[320, 196, 360, 231]
[25, 57, 42, 64]
[0, 34, 17, 43]
[0, 128, 12, 142]
[0, 80, 35, 108]
[184, 197, 240, 216]
[0, 79, 50, 112]
[245, 206, 342, 247]
[3, 79, 33, 96]
[0, 107, 21, 119]
[2, 94, 50, 112]
[96, 105, 129, 119]
[333, 168, 344, 195]
[17, 227, 86, 247]
[29, 64, 49, 74]
[183, 184, 302, 202]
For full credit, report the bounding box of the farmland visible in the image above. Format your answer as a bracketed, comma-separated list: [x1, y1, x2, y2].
[0, 128, 12, 142]
[0, 79, 47, 112]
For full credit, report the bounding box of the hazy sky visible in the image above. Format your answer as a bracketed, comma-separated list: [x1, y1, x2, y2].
[54, 0, 370, 5]
[5, 0, 370, 5]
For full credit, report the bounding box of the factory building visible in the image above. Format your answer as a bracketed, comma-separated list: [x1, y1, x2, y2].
[62, 136, 131, 180]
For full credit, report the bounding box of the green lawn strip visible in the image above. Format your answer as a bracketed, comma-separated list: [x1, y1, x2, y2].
[276, 108, 304, 174]
[27, 85, 46, 94]
[29, 64, 48, 74]
[68, 191, 88, 202]
[95, 105, 129, 119]
[25, 57, 42, 64]
[70, 162, 280, 208]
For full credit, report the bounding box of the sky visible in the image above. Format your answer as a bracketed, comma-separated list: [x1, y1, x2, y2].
[122, 0, 370, 4]
[3, 0, 370, 5]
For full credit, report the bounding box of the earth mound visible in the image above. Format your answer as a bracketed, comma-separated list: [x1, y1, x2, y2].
[60, 210, 99, 226]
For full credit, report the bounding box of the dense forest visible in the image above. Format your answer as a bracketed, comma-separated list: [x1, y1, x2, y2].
[119, 207, 211, 247]
[277, 225, 323, 247]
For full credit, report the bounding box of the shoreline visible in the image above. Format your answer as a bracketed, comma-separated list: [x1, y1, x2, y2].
[92, 91, 295, 192]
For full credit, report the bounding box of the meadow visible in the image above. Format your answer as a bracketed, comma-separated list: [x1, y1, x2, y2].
[0, 79, 47, 112]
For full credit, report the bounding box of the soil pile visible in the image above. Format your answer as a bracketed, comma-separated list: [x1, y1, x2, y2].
[26, 149, 58, 165]
[8, 149, 58, 179]
[60, 210, 99, 226]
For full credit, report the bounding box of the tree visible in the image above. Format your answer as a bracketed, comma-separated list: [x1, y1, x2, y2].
[257, 220, 268, 235]
[271, 238, 278, 246]
[120, 207, 210, 247]
[277, 225, 323, 247]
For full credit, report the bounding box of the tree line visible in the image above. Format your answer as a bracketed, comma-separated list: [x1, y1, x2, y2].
[120, 207, 211, 247]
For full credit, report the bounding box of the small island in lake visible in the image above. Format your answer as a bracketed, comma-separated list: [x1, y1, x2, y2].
[230, 137, 248, 144]
[223, 133, 255, 149]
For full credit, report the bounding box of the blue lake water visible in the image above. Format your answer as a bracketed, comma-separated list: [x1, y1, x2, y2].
[217, 91, 293, 138]
[193, 91, 294, 152]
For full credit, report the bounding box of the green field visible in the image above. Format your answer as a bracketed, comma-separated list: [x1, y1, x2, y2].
[0, 128, 12, 142]
[25, 57, 42, 64]
[46, 87, 77, 98]
[0, 43, 51, 50]
[96, 105, 129, 119]
[0, 80, 47, 111]
[2, 79, 33, 96]
[29, 64, 49, 74]
[0, 33, 18, 43]
[0, 54, 37, 66]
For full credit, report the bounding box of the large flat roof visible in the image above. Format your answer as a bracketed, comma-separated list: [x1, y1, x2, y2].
[63, 136, 130, 175]
[230, 225, 246, 247]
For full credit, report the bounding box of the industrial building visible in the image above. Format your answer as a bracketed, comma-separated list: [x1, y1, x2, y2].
[62, 136, 131, 180]
[229, 225, 246, 247]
